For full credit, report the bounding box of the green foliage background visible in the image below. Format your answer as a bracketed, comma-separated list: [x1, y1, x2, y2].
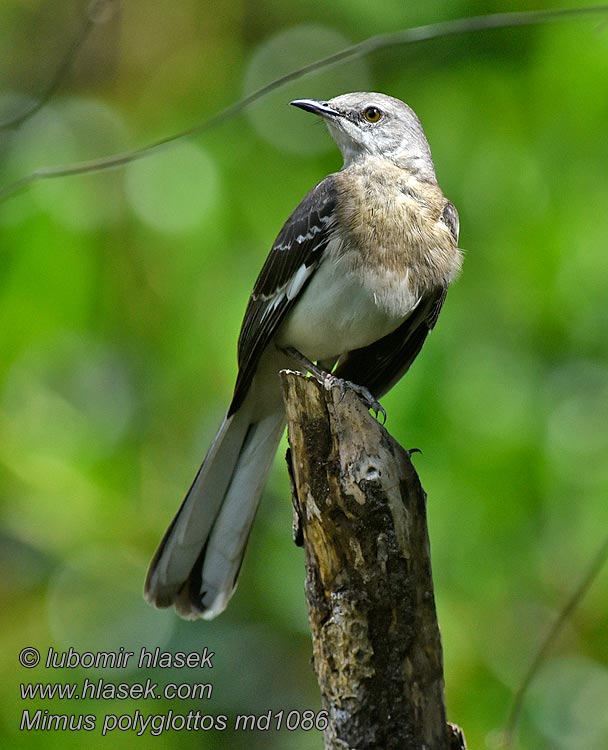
[1, 1, 607, 749]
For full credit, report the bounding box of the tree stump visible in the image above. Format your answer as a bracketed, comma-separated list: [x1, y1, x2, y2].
[281, 370, 463, 750]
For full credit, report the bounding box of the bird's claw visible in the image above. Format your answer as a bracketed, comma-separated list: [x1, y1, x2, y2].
[283, 347, 386, 423]
[326, 374, 386, 423]
[351, 382, 387, 424]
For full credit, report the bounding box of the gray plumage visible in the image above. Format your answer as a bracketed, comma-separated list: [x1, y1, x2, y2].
[145, 92, 462, 619]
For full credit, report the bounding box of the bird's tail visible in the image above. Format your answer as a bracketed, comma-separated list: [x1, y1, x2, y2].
[144, 404, 285, 619]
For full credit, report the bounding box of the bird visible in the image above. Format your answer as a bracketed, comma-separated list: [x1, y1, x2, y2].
[145, 92, 462, 620]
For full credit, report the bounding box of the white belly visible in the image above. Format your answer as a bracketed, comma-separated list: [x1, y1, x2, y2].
[274, 246, 419, 362]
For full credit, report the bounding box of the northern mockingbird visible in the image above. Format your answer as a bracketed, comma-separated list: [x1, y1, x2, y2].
[145, 92, 462, 620]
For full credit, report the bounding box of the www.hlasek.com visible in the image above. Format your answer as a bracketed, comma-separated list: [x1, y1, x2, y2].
[18, 646, 328, 736]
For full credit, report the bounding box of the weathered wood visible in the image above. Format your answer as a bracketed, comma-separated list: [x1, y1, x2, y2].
[281, 370, 456, 750]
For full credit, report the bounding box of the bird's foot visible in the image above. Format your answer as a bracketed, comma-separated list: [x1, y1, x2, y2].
[332, 377, 386, 423]
[283, 347, 386, 423]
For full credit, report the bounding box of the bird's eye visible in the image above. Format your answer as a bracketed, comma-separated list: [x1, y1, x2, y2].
[363, 106, 382, 123]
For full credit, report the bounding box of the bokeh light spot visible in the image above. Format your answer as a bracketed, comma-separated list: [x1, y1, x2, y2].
[4, 96, 129, 230]
[529, 657, 608, 749]
[243, 25, 371, 154]
[124, 140, 219, 233]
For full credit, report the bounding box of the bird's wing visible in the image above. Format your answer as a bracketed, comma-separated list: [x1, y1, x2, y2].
[333, 285, 448, 399]
[229, 176, 338, 414]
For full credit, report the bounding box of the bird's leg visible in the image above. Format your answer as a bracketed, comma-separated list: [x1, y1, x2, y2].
[282, 346, 387, 423]
[282, 346, 332, 385]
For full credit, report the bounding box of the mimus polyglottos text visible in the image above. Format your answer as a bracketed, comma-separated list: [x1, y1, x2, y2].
[145, 92, 462, 619]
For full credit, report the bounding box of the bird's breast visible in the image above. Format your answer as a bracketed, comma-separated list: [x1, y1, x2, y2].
[274, 163, 461, 363]
[335, 161, 462, 293]
[274, 238, 417, 362]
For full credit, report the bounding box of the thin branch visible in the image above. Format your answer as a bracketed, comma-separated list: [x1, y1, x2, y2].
[502, 533, 608, 750]
[1, 5, 607, 203]
[0, 0, 118, 131]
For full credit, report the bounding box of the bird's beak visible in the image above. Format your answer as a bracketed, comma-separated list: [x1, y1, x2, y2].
[290, 99, 340, 119]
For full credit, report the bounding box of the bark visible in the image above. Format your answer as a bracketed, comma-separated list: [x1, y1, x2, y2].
[281, 370, 464, 750]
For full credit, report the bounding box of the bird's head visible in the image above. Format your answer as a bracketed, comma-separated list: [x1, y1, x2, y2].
[291, 92, 436, 179]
